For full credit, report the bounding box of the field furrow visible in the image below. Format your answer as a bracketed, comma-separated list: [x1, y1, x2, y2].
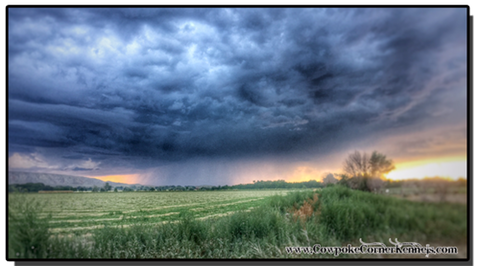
[10, 190, 289, 235]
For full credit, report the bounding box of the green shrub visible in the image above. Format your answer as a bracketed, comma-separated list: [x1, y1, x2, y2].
[8, 195, 51, 259]
[178, 211, 208, 244]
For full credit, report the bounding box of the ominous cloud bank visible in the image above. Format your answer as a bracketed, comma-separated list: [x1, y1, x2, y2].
[8, 8, 468, 185]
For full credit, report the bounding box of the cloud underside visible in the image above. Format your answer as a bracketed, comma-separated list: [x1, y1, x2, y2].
[8, 8, 467, 182]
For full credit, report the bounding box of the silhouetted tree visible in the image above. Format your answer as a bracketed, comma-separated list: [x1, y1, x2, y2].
[369, 151, 395, 178]
[344, 151, 369, 178]
[343, 150, 395, 192]
[322, 173, 338, 185]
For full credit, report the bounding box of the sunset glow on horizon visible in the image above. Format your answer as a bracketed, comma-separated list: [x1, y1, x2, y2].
[385, 156, 466, 181]
[286, 166, 323, 183]
[88, 174, 140, 185]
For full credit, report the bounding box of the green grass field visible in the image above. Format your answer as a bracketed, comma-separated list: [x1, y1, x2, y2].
[9, 190, 290, 234]
[8, 187, 467, 259]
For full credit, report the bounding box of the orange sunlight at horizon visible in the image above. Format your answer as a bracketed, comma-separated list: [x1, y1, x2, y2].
[286, 166, 322, 182]
[385, 156, 466, 181]
[88, 174, 140, 184]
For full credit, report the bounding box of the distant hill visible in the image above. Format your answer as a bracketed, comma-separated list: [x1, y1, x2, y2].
[8, 171, 141, 188]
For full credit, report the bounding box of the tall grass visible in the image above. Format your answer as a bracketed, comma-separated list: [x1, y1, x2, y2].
[8, 186, 467, 259]
[319, 186, 467, 242]
[8, 194, 51, 258]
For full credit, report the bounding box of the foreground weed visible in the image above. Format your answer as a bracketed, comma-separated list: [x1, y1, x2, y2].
[8, 195, 51, 258]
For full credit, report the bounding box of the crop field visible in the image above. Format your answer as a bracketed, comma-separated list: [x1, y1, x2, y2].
[386, 186, 467, 204]
[9, 190, 292, 235]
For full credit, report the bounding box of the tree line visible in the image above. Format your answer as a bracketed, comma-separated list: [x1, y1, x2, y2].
[8, 183, 77, 193]
[8, 182, 117, 193]
[8, 180, 326, 193]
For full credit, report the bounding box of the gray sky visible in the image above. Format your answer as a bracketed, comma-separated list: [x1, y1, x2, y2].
[8, 8, 468, 185]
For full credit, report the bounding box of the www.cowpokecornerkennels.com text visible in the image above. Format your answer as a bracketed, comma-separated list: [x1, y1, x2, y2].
[285, 238, 458, 257]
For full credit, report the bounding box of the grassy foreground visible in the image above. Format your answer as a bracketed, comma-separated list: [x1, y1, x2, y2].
[8, 186, 467, 259]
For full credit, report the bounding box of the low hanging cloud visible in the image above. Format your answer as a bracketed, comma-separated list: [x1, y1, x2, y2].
[64, 158, 101, 171]
[9, 152, 101, 172]
[8, 153, 57, 170]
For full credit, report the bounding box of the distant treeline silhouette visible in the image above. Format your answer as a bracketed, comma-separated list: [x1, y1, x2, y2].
[8, 183, 77, 193]
[229, 179, 323, 190]
[8, 180, 326, 193]
[8, 177, 466, 193]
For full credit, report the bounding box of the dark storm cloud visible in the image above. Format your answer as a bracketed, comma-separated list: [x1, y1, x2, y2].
[8, 7, 467, 172]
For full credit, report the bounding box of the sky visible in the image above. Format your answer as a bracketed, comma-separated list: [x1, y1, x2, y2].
[7, 7, 468, 186]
